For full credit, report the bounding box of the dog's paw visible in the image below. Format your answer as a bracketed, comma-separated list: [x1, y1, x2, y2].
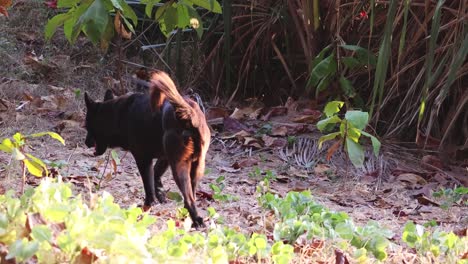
[142, 204, 152, 212]
[192, 217, 205, 229]
[155, 191, 167, 204]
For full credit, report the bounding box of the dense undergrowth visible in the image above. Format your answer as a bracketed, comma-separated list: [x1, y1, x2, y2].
[1, 177, 466, 263]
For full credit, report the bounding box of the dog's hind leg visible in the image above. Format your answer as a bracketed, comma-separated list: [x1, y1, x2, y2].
[190, 160, 204, 198]
[135, 157, 156, 209]
[153, 159, 169, 203]
[170, 159, 204, 228]
[164, 132, 204, 228]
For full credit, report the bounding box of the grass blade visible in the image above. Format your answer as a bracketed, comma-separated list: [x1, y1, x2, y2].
[418, 0, 445, 127]
[223, 0, 232, 95]
[369, 0, 398, 120]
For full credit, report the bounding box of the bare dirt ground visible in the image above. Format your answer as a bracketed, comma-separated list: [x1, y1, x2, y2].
[1, 3, 467, 262]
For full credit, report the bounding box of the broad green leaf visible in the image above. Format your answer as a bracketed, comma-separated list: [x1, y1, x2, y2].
[345, 138, 364, 168]
[167, 191, 183, 202]
[176, 3, 190, 28]
[347, 127, 361, 143]
[0, 138, 14, 153]
[110, 0, 123, 10]
[335, 222, 354, 240]
[317, 116, 341, 131]
[78, 0, 109, 44]
[57, 0, 76, 8]
[26, 154, 48, 176]
[310, 44, 333, 69]
[316, 75, 331, 93]
[158, 3, 178, 36]
[45, 13, 71, 40]
[13, 133, 24, 145]
[345, 110, 368, 130]
[118, 0, 138, 26]
[110, 150, 120, 165]
[307, 53, 336, 88]
[191, 0, 222, 13]
[29, 132, 65, 145]
[187, 4, 203, 38]
[340, 45, 377, 66]
[323, 101, 344, 118]
[24, 159, 44, 177]
[31, 225, 52, 242]
[361, 131, 381, 157]
[144, 0, 162, 17]
[339, 76, 356, 98]
[318, 132, 341, 149]
[100, 16, 114, 51]
[342, 57, 361, 69]
[155, 1, 170, 20]
[12, 148, 25, 161]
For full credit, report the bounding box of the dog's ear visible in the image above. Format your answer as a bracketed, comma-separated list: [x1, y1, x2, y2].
[104, 89, 114, 101]
[84, 92, 95, 109]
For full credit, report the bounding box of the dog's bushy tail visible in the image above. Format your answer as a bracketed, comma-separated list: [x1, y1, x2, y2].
[149, 71, 198, 125]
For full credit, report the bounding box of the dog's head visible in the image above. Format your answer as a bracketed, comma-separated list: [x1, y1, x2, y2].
[84, 90, 114, 156]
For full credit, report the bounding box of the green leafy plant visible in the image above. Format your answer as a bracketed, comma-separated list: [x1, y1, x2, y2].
[45, 0, 222, 47]
[402, 221, 466, 262]
[432, 186, 468, 209]
[307, 45, 377, 100]
[0, 132, 65, 193]
[316, 101, 381, 168]
[259, 190, 393, 261]
[249, 167, 277, 181]
[209, 176, 238, 202]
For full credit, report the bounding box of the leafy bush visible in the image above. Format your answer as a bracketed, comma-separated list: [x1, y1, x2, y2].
[259, 190, 393, 261]
[0, 132, 65, 193]
[317, 101, 381, 168]
[402, 221, 467, 263]
[0, 178, 294, 263]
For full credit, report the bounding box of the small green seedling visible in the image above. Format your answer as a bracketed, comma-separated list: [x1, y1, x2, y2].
[0, 132, 65, 193]
[317, 101, 381, 168]
[432, 186, 468, 209]
[209, 176, 238, 202]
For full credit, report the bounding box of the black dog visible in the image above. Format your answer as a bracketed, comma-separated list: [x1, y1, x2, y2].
[84, 71, 210, 227]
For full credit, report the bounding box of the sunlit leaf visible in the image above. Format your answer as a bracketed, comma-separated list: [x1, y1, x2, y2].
[12, 148, 25, 161]
[361, 131, 381, 157]
[345, 111, 368, 130]
[323, 101, 344, 118]
[317, 116, 342, 131]
[345, 138, 364, 167]
[318, 132, 340, 149]
[29, 132, 65, 145]
[191, 0, 222, 13]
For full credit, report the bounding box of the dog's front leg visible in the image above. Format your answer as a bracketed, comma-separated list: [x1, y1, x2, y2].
[153, 159, 169, 203]
[135, 157, 156, 209]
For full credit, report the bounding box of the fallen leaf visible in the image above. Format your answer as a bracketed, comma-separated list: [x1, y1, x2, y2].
[421, 155, 444, 170]
[232, 158, 259, 169]
[206, 107, 229, 120]
[230, 106, 263, 120]
[413, 194, 440, 206]
[335, 249, 350, 264]
[292, 113, 321, 123]
[261, 135, 287, 148]
[397, 173, 427, 185]
[326, 140, 342, 161]
[270, 125, 288, 136]
[223, 117, 252, 133]
[217, 165, 241, 173]
[243, 137, 262, 148]
[314, 164, 331, 177]
[196, 190, 213, 201]
[114, 11, 132, 39]
[262, 106, 287, 121]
